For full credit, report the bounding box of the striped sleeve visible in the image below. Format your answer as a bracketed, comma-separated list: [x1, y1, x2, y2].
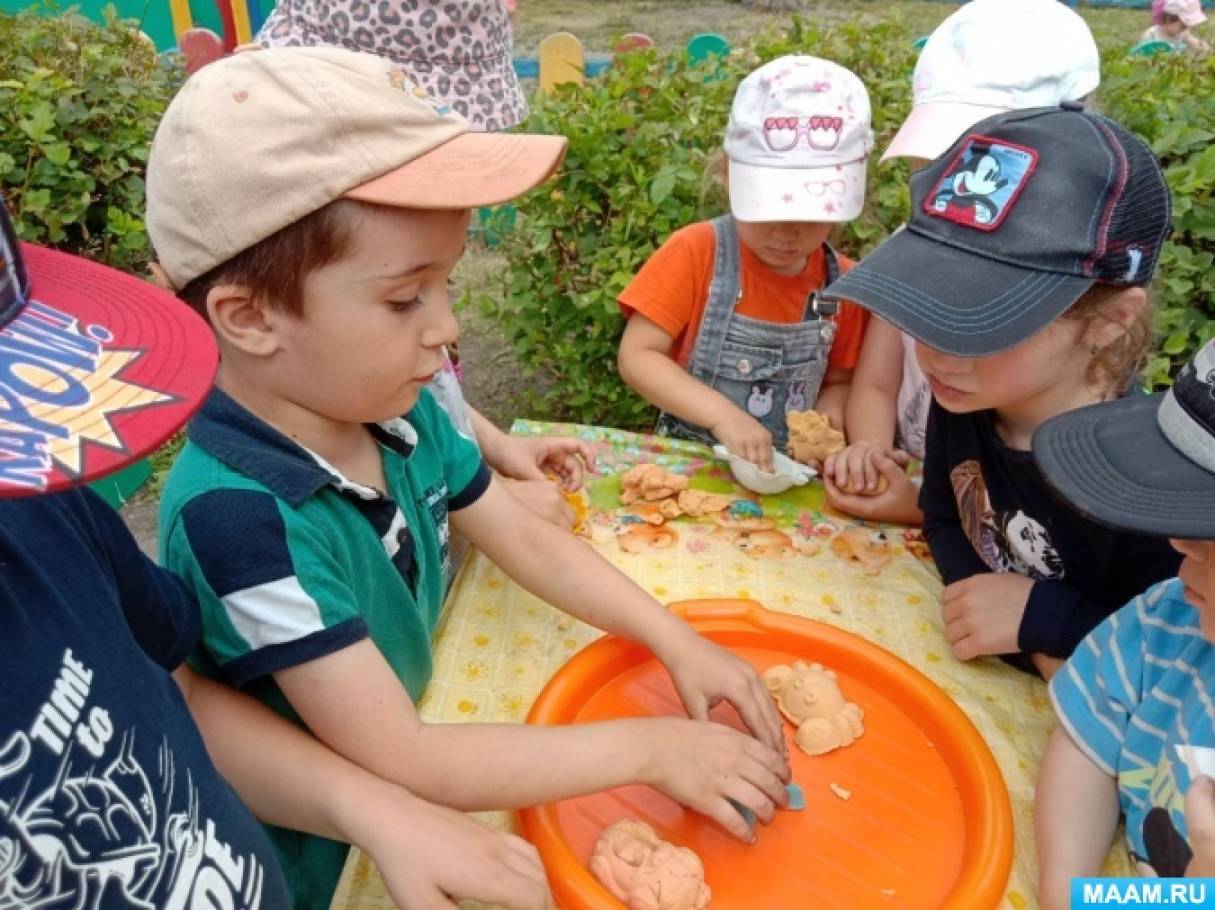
[166, 489, 368, 686]
[1049, 593, 1150, 775]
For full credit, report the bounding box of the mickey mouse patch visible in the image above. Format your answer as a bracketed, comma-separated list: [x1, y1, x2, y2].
[924, 135, 1038, 231]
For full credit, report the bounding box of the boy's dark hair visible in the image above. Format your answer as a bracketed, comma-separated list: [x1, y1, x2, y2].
[176, 199, 365, 319]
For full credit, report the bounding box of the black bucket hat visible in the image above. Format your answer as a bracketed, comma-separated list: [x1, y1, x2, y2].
[1033, 341, 1215, 539]
[820, 104, 1171, 357]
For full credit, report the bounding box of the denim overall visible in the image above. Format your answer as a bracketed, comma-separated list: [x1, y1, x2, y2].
[656, 215, 840, 451]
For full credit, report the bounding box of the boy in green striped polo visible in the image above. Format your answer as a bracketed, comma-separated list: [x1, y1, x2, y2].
[147, 47, 789, 908]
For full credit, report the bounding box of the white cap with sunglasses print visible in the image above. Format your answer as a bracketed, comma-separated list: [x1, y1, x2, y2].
[724, 55, 873, 224]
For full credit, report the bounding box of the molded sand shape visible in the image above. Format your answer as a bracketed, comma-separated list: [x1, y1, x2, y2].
[618, 522, 678, 554]
[830, 527, 894, 575]
[764, 661, 865, 756]
[590, 819, 711, 910]
[621, 464, 689, 504]
[786, 409, 845, 466]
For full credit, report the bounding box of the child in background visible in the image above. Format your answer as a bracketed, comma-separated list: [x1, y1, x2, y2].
[147, 47, 788, 909]
[825, 0, 1100, 525]
[259, 0, 527, 130]
[819, 106, 1181, 677]
[1140, 0, 1210, 53]
[0, 203, 550, 910]
[617, 55, 873, 472]
[1033, 340, 1215, 899]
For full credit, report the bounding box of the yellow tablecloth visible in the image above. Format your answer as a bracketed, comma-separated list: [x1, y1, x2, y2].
[331, 422, 1131, 910]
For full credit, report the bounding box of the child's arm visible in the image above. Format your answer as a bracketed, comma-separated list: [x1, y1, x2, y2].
[1035, 726, 1119, 909]
[452, 477, 787, 753]
[174, 665, 552, 910]
[469, 405, 596, 490]
[619, 312, 776, 471]
[274, 640, 788, 843]
[1183, 30, 1212, 52]
[843, 316, 903, 452]
[812, 366, 851, 434]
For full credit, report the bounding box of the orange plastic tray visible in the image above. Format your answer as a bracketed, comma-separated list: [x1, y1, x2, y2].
[519, 600, 1012, 910]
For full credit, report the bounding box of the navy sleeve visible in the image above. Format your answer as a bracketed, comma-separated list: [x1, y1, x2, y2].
[918, 403, 990, 585]
[1020, 532, 1182, 658]
[80, 488, 200, 671]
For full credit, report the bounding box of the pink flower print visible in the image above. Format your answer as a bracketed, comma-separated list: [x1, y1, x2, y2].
[764, 115, 843, 153]
[809, 80, 832, 92]
[686, 537, 710, 554]
[823, 200, 838, 214]
[796, 513, 816, 539]
[812, 520, 836, 538]
[782, 192, 795, 204]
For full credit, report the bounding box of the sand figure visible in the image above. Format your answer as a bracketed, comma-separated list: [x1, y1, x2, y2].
[590, 819, 712, 910]
[786, 409, 845, 466]
[829, 527, 894, 575]
[618, 522, 679, 554]
[714, 502, 775, 533]
[620, 464, 690, 504]
[677, 489, 736, 517]
[764, 661, 865, 756]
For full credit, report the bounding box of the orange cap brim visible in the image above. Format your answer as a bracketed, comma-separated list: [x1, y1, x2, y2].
[344, 132, 568, 209]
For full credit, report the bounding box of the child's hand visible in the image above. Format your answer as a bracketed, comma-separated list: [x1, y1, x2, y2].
[659, 628, 788, 758]
[1187, 776, 1215, 877]
[825, 441, 909, 495]
[503, 477, 576, 530]
[823, 451, 922, 525]
[940, 572, 1034, 660]
[363, 789, 553, 910]
[710, 407, 774, 472]
[644, 717, 790, 843]
[492, 434, 596, 491]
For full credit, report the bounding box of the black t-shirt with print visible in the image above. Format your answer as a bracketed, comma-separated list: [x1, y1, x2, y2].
[919, 401, 1182, 669]
[0, 488, 290, 909]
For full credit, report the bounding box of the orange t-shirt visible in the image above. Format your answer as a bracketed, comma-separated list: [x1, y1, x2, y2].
[618, 221, 868, 370]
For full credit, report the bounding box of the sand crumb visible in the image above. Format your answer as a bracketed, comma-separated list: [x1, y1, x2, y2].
[829, 782, 852, 800]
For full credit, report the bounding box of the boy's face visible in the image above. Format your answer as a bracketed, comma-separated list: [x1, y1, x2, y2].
[270, 205, 467, 425]
[1172, 539, 1215, 639]
[735, 220, 832, 276]
[914, 318, 1086, 416]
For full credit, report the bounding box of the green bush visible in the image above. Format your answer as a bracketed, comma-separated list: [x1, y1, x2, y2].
[0, 5, 182, 273]
[477, 18, 1215, 428]
[1099, 51, 1215, 387]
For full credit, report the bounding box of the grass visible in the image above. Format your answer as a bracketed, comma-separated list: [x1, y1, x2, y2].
[509, 0, 1147, 56]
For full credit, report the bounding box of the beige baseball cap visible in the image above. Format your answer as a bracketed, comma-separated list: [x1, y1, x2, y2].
[146, 45, 567, 289]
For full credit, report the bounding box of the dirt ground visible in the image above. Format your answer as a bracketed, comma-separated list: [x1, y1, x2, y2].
[121, 0, 1146, 553]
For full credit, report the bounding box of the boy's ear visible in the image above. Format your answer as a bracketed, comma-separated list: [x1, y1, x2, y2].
[207, 284, 281, 357]
[1084, 285, 1147, 350]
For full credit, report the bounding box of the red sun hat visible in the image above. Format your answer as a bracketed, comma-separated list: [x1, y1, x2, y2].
[0, 198, 217, 498]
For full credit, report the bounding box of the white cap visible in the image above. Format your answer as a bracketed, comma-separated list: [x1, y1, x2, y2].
[724, 55, 872, 223]
[882, 0, 1099, 163]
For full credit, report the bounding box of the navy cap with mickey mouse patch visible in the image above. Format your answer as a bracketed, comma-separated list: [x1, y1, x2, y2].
[1034, 340, 1215, 540]
[821, 105, 1172, 357]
